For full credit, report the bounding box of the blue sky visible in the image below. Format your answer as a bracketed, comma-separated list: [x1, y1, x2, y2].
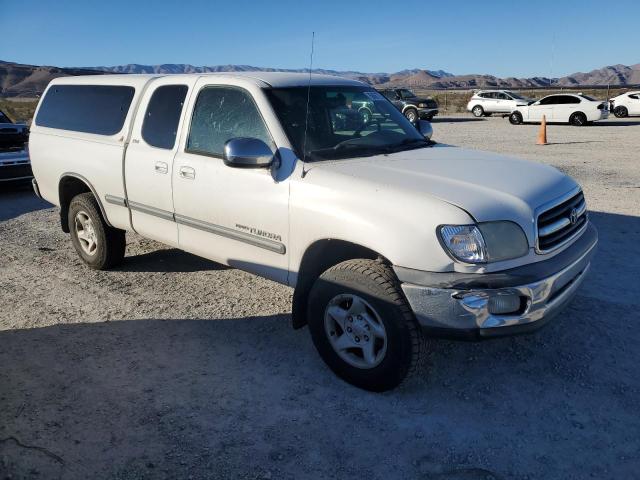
[2, 0, 638, 77]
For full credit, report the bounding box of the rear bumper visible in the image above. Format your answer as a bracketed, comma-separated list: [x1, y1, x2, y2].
[396, 223, 598, 339]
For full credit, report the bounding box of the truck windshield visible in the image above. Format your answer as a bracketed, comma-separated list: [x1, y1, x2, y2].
[265, 86, 429, 161]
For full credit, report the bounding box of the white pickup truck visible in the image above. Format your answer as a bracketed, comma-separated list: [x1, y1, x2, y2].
[30, 73, 597, 391]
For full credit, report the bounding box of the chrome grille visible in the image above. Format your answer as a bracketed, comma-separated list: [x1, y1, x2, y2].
[536, 190, 587, 252]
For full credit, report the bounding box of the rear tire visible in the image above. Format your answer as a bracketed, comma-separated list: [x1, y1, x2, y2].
[569, 112, 587, 126]
[307, 259, 426, 392]
[68, 193, 126, 270]
[471, 105, 484, 117]
[614, 106, 628, 118]
[509, 111, 523, 125]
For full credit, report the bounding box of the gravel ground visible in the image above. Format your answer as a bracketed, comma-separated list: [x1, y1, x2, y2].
[1, 116, 639, 479]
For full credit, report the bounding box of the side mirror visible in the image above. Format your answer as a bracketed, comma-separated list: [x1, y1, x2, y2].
[223, 137, 274, 169]
[417, 120, 433, 140]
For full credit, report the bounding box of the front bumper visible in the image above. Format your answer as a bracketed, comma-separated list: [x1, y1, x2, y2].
[418, 107, 438, 119]
[0, 149, 32, 182]
[396, 222, 597, 339]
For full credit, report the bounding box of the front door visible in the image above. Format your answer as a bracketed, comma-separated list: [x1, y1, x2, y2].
[124, 77, 196, 246]
[528, 98, 554, 122]
[171, 79, 290, 283]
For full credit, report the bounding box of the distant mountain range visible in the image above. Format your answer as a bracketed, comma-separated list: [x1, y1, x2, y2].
[1, 59, 639, 98]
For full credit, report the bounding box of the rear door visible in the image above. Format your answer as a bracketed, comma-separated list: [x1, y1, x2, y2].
[552, 95, 580, 121]
[628, 93, 640, 114]
[124, 77, 196, 246]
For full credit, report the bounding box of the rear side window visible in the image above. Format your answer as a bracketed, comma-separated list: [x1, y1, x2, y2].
[142, 85, 188, 149]
[629, 94, 639, 99]
[186, 87, 272, 157]
[36, 85, 135, 135]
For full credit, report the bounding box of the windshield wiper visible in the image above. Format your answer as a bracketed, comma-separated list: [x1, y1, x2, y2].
[308, 143, 385, 161]
[383, 138, 432, 153]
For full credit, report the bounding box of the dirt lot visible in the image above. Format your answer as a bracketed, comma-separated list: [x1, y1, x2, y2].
[1, 116, 639, 479]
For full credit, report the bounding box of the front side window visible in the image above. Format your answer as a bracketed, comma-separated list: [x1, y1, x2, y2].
[142, 85, 188, 149]
[539, 96, 560, 105]
[186, 87, 272, 157]
[265, 86, 429, 162]
[35, 85, 135, 135]
[399, 89, 416, 99]
[629, 94, 639, 100]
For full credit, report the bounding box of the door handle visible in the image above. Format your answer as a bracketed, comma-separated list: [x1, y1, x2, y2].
[179, 166, 196, 180]
[155, 161, 168, 174]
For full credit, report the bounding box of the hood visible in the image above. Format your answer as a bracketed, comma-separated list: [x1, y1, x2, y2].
[306, 145, 577, 239]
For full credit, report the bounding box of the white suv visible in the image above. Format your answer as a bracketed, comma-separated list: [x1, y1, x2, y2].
[610, 91, 640, 118]
[509, 93, 609, 126]
[466, 90, 532, 117]
[29, 73, 597, 391]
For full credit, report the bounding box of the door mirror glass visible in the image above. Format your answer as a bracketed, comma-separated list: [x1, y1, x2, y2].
[223, 137, 274, 168]
[417, 120, 433, 140]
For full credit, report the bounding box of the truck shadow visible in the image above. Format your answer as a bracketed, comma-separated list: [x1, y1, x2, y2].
[1, 211, 638, 478]
[0, 183, 52, 221]
[119, 248, 229, 273]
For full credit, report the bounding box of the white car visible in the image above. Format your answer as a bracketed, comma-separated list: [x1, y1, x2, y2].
[466, 90, 533, 117]
[29, 73, 597, 391]
[509, 93, 609, 126]
[610, 91, 640, 118]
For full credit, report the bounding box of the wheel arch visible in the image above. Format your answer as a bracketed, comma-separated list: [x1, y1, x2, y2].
[291, 239, 389, 329]
[58, 173, 111, 233]
[402, 105, 418, 114]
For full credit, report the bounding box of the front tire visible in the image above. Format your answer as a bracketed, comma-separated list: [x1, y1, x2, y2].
[569, 112, 587, 126]
[404, 108, 418, 123]
[307, 259, 425, 392]
[68, 193, 126, 270]
[471, 105, 484, 117]
[509, 111, 523, 125]
[614, 106, 628, 118]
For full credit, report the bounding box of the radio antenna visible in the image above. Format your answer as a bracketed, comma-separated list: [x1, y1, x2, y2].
[301, 31, 315, 177]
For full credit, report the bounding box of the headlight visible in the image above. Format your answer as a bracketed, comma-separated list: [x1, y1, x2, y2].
[418, 103, 427, 108]
[478, 221, 529, 262]
[439, 222, 529, 264]
[439, 225, 487, 263]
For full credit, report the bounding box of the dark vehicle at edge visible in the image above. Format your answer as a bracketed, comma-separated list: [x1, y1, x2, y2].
[0, 109, 32, 184]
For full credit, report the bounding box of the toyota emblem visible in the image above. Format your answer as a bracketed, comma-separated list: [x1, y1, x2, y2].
[569, 208, 579, 225]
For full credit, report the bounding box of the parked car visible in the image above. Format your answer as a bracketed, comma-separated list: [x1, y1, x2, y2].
[30, 73, 597, 391]
[610, 91, 640, 118]
[466, 90, 533, 117]
[509, 93, 609, 126]
[377, 88, 438, 122]
[0, 109, 31, 183]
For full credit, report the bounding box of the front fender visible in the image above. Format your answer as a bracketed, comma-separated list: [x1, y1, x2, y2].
[288, 167, 475, 282]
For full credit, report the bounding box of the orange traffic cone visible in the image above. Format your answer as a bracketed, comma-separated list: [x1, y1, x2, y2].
[536, 115, 548, 145]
